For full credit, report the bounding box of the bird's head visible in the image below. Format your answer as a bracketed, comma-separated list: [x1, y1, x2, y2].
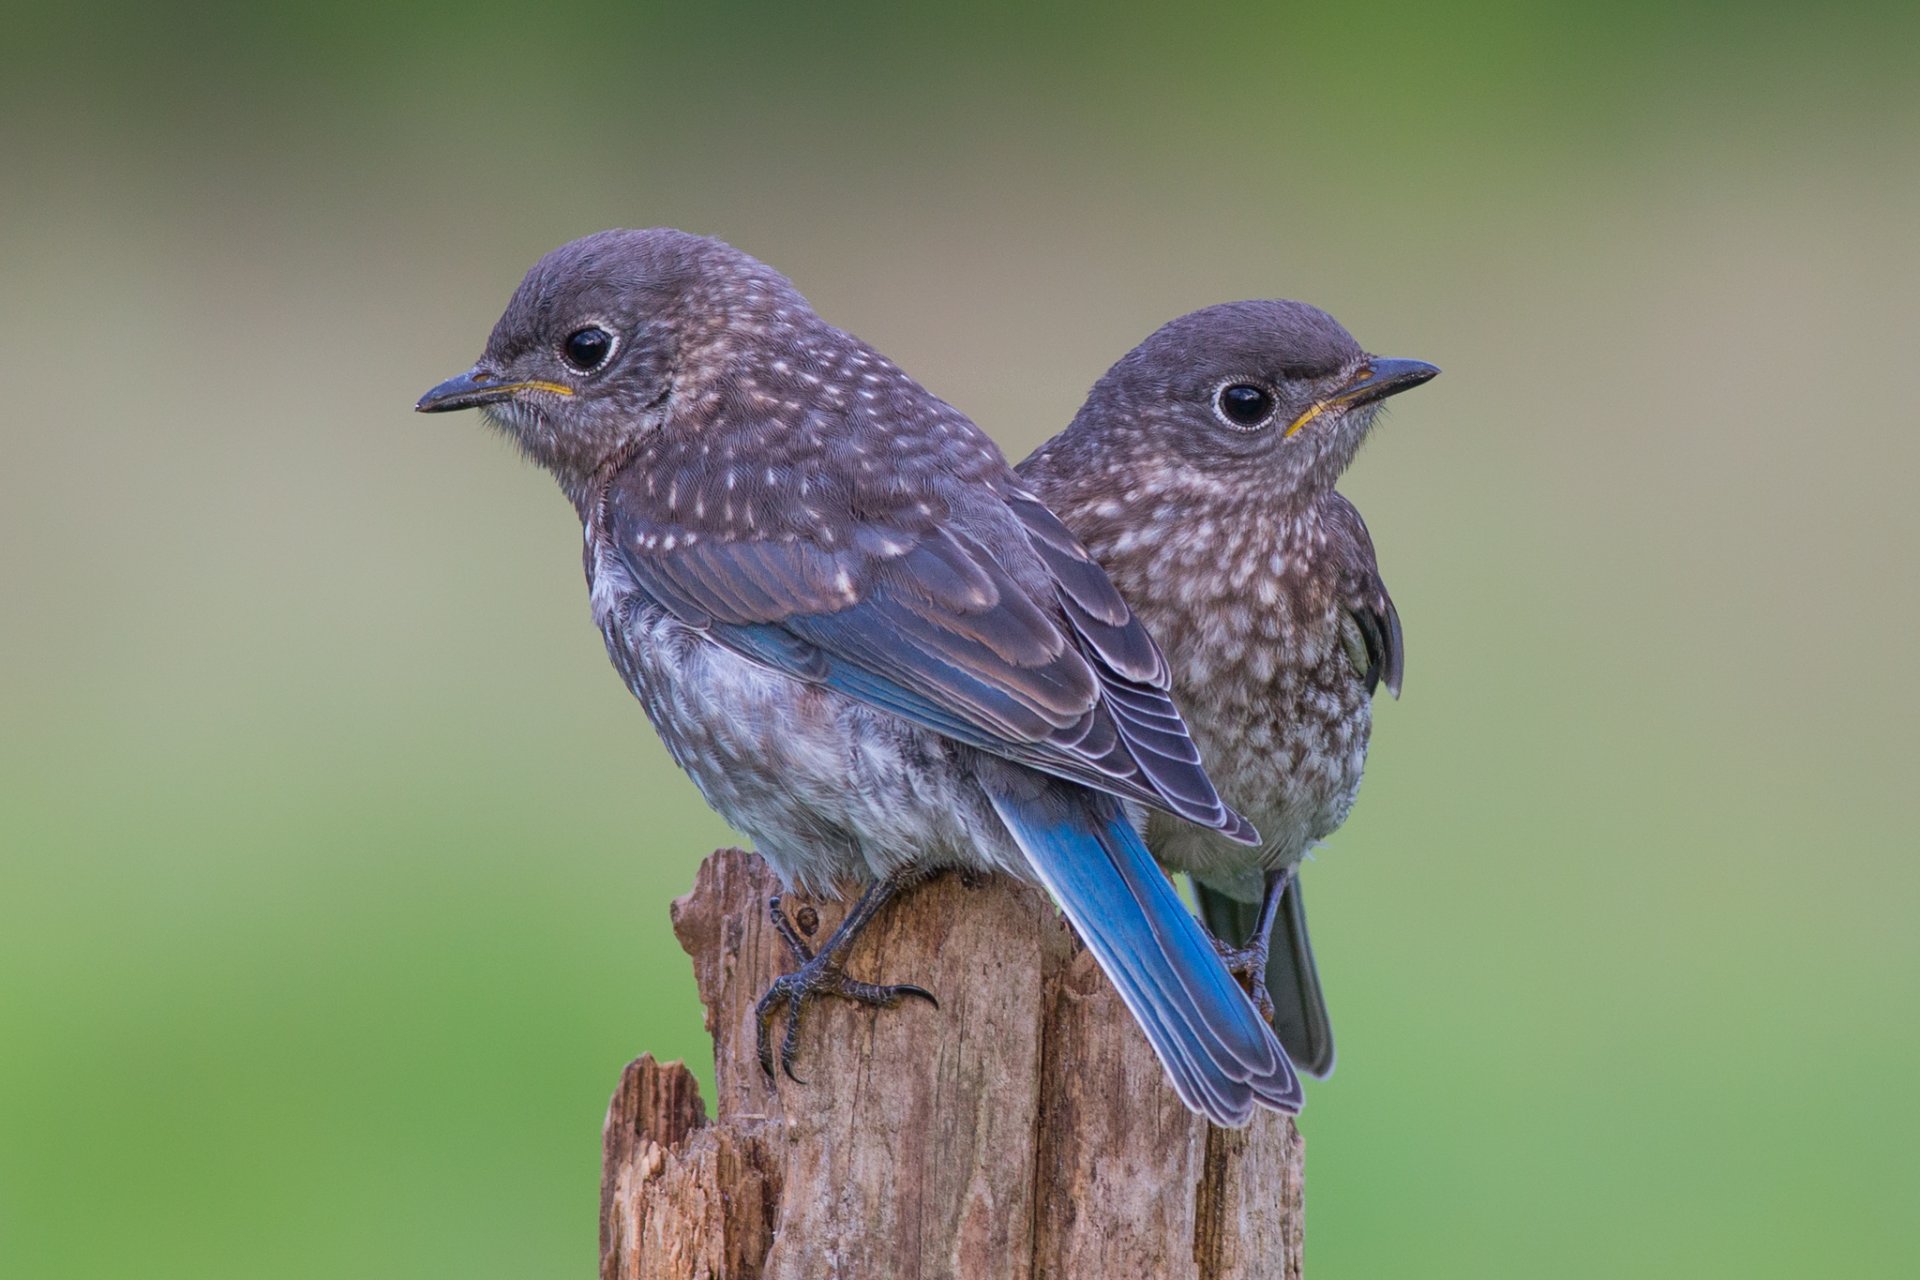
[1068, 300, 1438, 503]
[416, 228, 800, 488]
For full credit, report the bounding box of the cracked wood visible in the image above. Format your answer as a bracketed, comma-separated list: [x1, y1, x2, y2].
[600, 849, 1304, 1279]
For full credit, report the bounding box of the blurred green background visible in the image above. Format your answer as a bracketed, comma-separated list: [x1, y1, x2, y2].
[3, 2, 1916, 1275]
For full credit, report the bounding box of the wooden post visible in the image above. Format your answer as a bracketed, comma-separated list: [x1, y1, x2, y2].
[600, 849, 1305, 1279]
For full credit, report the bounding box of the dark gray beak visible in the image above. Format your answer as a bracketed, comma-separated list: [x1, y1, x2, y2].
[416, 367, 576, 413]
[1332, 358, 1441, 408]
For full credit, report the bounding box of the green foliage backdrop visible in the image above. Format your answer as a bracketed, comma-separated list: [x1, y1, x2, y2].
[3, 3, 1916, 1275]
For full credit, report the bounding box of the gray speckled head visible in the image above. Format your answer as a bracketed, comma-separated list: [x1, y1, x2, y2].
[417, 228, 810, 485]
[1044, 300, 1437, 504]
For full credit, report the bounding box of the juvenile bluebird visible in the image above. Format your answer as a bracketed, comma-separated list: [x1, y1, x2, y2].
[415, 230, 1302, 1124]
[1018, 301, 1437, 1077]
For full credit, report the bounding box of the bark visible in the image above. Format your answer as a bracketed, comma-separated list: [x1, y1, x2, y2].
[601, 849, 1304, 1280]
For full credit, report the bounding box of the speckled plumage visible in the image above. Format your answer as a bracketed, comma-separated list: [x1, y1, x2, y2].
[1019, 299, 1435, 1075]
[1020, 459, 1395, 888]
[419, 230, 1303, 1122]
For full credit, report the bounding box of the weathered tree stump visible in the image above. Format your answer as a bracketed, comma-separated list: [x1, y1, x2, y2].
[600, 849, 1304, 1279]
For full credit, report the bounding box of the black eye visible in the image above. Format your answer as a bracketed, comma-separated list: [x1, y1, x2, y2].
[1217, 382, 1276, 428]
[562, 326, 614, 372]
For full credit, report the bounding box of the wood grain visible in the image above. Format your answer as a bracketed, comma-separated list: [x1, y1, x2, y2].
[601, 849, 1304, 1279]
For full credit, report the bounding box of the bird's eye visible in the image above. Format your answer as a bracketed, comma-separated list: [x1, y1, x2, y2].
[1216, 382, 1277, 428]
[562, 326, 614, 372]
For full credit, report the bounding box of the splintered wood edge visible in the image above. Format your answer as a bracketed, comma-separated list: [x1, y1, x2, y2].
[600, 1055, 709, 1262]
[609, 848, 1305, 1280]
[600, 1050, 784, 1280]
[669, 847, 759, 1033]
[606, 1053, 708, 1154]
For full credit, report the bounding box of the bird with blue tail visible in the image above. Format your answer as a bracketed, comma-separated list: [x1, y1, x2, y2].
[416, 229, 1301, 1125]
[1019, 300, 1437, 1081]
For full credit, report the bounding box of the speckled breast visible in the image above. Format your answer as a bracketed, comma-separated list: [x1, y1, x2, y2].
[1088, 531, 1374, 884]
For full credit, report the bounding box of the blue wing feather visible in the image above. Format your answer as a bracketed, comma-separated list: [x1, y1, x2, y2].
[982, 780, 1303, 1125]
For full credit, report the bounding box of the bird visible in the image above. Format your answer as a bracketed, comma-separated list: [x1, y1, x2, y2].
[1017, 300, 1437, 1079]
[414, 229, 1303, 1125]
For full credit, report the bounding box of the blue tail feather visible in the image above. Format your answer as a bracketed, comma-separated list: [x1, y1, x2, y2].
[984, 782, 1303, 1125]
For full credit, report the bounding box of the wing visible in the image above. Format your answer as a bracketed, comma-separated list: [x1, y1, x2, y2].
[1322, 492, 1404, 699]
[1000, 488, 1251, 834]
[600, 465, 1253, 840]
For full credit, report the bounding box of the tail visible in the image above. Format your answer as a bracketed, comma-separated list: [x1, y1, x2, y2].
[984, 781, 1303, 1125]
[1195, 875, 1336, 1078]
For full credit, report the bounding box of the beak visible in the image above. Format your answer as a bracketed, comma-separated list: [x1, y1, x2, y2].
[1329, 357, 1440, 408]
[414, 366, 574, 413]
[1283, 357, 1439, 437]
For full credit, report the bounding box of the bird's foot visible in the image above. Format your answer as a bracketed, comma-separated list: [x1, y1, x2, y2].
[1210, 934, 1277, 1024]
[753, 891, 938, 1084]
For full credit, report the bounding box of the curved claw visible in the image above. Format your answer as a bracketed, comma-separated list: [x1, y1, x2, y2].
[780, 1001, 808, 1085]
[750, 875, 941, 1083]
[894, 984, 939, 1010]
[751, 965, 941, 1084]
[754, 985, 785, 1081]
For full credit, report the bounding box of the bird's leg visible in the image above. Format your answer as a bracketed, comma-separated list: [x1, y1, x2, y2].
[754, 872, 939, 1083]
[1209, 868, 1291, 1023]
